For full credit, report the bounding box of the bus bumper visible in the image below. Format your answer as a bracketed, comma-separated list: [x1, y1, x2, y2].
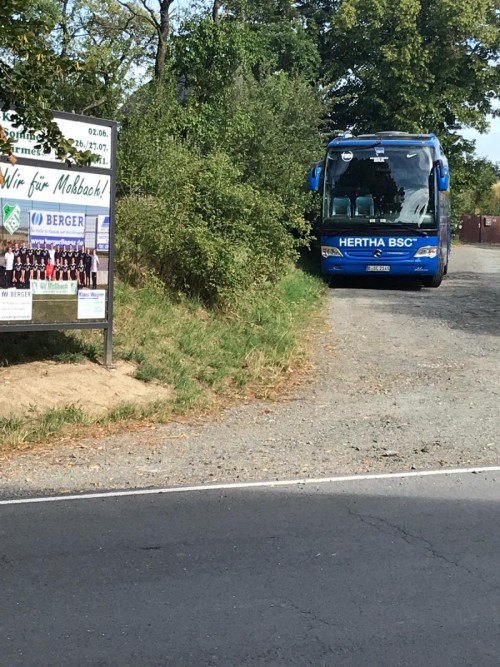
[321, 257, 440, 277]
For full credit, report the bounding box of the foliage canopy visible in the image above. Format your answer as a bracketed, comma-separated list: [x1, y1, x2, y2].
[1, 0, 500, 302]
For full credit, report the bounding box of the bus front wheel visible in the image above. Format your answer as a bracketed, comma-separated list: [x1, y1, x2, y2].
[422, 260, 444, 288]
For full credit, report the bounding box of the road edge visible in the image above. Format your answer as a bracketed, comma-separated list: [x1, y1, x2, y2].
[2, 465, 500, 506]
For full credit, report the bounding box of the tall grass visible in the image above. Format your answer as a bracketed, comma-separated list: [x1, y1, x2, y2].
[112, 268, 323, 408]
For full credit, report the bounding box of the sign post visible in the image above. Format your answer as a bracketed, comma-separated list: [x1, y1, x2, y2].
[0, 111, 117, 366]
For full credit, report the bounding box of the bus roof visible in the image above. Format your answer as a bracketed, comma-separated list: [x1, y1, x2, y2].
[327, 131, 444, 155]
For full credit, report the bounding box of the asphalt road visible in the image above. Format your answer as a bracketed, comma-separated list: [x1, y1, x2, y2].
[2, 469, 500, 666]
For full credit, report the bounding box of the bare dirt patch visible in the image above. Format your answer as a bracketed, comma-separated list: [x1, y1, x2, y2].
[0, 360, 172, 419]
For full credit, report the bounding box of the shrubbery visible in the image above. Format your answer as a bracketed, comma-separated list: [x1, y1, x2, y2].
[117, 18, 323, 307]
[117, 150, 299, 305]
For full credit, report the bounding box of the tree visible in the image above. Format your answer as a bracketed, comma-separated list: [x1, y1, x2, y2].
[48, 0, 155, 117]
[117, 80, 314, 306]
[118, 0, 177, 79]
[117, 3, 325, 305]
[0, 0, 95, 166]
[202, 0, 320, 80]
[452, 157, 500, 225]
[299, 0, 500, 138]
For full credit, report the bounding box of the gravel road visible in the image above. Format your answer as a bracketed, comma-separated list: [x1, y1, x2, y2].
[1, 244, 499, 497]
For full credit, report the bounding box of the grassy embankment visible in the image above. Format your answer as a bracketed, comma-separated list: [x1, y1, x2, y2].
[0, 266, 324, 446]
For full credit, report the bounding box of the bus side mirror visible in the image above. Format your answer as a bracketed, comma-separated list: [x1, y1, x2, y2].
[436, 159, 450, 191]
[309, 162, 323, 192]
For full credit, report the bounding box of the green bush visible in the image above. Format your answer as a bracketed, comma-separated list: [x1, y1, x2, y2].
[117, 150, 300, 306]
[117, 73, 322, 307]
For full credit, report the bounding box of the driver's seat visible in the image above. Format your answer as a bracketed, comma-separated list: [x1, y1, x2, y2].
[332, 197, 351, 216]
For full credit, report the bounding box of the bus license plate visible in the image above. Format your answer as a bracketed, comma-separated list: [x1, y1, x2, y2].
[366, 265, 390, 272]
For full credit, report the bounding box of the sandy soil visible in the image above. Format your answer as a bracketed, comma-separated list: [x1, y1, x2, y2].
[0, 360, 172, 418]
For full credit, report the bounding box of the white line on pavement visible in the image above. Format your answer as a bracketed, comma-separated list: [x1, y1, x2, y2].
[1, 465, 500, 506]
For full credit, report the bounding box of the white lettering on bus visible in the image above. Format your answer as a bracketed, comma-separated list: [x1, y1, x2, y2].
[338, 237, 418, 248]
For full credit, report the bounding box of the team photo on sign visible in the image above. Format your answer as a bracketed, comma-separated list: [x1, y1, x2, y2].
[2, 241, 100, 290]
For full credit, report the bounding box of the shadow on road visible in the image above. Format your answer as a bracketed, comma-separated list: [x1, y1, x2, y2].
[330, 270, 500, 338]
[328, 275, 424, 291]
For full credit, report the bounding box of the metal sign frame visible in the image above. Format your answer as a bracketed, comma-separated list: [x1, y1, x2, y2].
[0, 111, 117, 366]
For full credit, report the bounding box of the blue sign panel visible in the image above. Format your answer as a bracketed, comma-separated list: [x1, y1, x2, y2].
[96, 214, 110, 251]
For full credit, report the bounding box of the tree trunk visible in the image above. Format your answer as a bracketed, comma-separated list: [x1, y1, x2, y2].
[212, 0, 222, 21]
[154, 0, 172, 79]
[60, 0, 71, 57]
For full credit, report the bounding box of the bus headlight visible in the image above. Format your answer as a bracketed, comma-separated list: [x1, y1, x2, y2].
[321, 246, 343, 258]
[414, 246, 438, 258]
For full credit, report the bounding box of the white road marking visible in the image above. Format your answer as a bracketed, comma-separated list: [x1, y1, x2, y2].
[1, 466, 500, 506]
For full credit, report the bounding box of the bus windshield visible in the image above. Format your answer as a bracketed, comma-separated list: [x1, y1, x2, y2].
[323, 145, 436, 228]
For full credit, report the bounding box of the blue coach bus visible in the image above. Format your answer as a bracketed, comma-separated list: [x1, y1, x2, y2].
[309, 131, 451, 287]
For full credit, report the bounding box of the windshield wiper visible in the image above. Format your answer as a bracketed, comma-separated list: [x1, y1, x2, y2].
[359, 222, 429, 237]
[365, 218, 430, 236]
[322, 219, 430, 237]
[390, 223, 428, 237]
[321, 224, 355, 234]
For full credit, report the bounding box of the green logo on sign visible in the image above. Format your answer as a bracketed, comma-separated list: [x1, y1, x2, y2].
[3, 204, 21, 235]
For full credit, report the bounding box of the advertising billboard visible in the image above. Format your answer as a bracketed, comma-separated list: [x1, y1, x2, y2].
[0, 111, 116, 363]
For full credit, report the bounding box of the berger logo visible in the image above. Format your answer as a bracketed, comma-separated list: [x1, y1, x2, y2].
[3, 203, 21, 235]
[30, 211, 84, 228]
[375, 146, 385, 156]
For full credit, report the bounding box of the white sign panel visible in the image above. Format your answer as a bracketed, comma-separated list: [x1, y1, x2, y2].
[0, 289, 33, 321]
[78, 290, 106, 319]
[30, 210, 85, 247]
[31, 280, 78, 295]
[1, 165, 110, 207]
[1, 111, 112, 168]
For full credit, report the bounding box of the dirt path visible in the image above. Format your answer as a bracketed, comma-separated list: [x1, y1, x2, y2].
[1, 245, 499, 497]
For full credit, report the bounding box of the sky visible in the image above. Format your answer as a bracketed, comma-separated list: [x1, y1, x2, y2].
[461, 116, 500, 164]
